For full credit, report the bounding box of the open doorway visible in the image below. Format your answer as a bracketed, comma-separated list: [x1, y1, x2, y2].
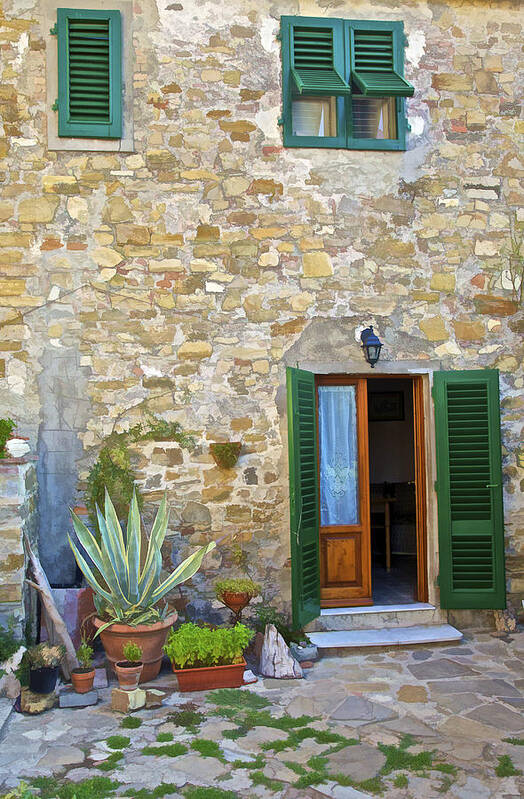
[368, 378, 417, 605]
[316, 373, 427, 608]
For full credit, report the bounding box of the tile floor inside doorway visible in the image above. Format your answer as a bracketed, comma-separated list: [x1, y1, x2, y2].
[372, 555, 418, 605]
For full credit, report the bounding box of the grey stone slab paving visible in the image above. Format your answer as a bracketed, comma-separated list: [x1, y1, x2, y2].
[427, 678, 521, 697]
[326, 743, 386, 781]
[330, 696, 398, 724]
[408, 658, 479, 680]
[465, 702, 524, 732]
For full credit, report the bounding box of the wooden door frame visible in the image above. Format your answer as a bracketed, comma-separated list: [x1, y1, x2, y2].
[314, 372, 428, 606]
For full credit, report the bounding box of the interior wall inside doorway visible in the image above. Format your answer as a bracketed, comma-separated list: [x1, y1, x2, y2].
[368, 378, 414, 484]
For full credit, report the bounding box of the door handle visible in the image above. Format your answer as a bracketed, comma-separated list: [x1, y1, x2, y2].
[486, 484, 500, 488]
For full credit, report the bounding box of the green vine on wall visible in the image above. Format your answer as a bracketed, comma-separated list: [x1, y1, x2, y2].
[86, 414, 195, 526]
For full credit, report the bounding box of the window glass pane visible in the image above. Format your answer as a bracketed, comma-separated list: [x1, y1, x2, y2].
[351, 96, 397, 139]
[292, 96, 337, 137]
[318, 385, 359, 526]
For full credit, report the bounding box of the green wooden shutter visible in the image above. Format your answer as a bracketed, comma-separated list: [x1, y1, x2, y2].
[349, 21, 414, 97]
[290, 21, 351, 96]
[286, 367, 320, 628]
[433, 370, 506, 609]
[57, 8, 122, 139]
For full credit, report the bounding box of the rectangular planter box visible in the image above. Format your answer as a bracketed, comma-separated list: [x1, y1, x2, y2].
[173, 659, 246, 692]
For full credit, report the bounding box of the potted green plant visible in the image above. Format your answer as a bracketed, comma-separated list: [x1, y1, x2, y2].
[27, 643, 65, 694]
[0, 418, 16, 458]
[71, 638, 95, 694]
[115, 641, 143, 690]
[215, 577, 260, 621]
[209, 442, 241, 469]
[164, 622, 253, 692]
[68, 489, 216, 682]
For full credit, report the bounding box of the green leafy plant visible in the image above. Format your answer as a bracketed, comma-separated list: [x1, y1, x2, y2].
[86, 414, 196, 525]
[190, 739, 224, 761]
[214, 578, 260, 601]
[106, 735, 130, 750]
[122, 641, 142, 664]
[0, 783, 38, 799]
[26, 643, 65, 669]
[209, 442, 241, 469]
[0, 418, 16, 458]
[163, 622, 253, 669]
[76, 639, 94, 670]
[167, 706, 205, 733]
[142, 743, 188, 758]
[68, 489, 215, 633]
[0, 616, 22, 663]
[156, 732, 173, 742]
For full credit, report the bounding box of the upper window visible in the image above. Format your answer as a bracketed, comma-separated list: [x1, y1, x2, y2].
[280, 17, 414, 151]
[55, 8, 122, 139]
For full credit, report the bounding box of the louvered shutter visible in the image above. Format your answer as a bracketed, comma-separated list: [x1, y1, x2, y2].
[349, 22, 414, 97]
[433, 370, 506, 609]
[287, 367, 320, 628]
[290, 20, 350, 96]
[57, 9, 122, 139]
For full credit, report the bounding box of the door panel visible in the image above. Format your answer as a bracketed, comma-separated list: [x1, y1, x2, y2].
[317, 377, 371, 606]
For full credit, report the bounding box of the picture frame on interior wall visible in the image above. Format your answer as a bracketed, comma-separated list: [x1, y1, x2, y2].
[368, 391, 405, 422]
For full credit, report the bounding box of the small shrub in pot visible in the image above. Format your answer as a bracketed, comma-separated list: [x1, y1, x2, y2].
[164, 622, 254, 692]
[215, 577, 261, 621]
[27, 643, 65, 694]
[115, 641, 143, 691]
[71, 638, 95, 694]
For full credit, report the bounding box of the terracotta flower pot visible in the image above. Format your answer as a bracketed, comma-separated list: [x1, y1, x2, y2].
[173, 659, 246, 692]
[71, 668, 95, 694]
[115, 661, 143, 691]
[93, 613, 177, 683]
[220, 591, 251, 615]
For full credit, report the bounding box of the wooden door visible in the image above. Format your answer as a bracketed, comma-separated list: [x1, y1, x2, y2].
[317, 376, 371, 607]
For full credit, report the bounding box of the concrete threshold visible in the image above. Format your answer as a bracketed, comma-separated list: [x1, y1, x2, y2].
[308, 623, 463, 649]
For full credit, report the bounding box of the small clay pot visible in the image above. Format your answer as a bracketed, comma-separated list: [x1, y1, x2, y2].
[220, 591, 251, 615]
[115, 661, 143, 691]
[71, 667, 95, 694]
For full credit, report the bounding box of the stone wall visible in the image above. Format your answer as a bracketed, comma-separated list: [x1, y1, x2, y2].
[0, 459, 38, 628]
[0, 0, 522, 619]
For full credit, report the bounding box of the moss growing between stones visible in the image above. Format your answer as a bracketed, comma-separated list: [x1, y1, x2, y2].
[167, 706, 205, 733]
[95, 752, 123, 771]
[393, 774, 408, 788]
[190, 739, 225, 761]
[249, 771, 283, 792]
[30, 776, 120, 799]
[495, 755, 522, 777]
[123, 786, 182, 799]
[142, 743, 188, 758]
[120, 716, 142, 729]
[207, 688, 270, 710]
[156, 732, 174, 742]
[106, 735, 130, 750]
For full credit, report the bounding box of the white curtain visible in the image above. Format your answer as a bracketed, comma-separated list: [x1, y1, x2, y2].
[318, 385, 359, 526]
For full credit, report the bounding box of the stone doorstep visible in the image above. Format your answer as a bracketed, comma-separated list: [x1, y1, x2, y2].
[308, 624, 463, 650]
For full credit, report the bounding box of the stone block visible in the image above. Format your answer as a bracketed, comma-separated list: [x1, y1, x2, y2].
[145, 689, 166, 708]
[111, 687, 146, 713]
[59, 687, 98, 708]
[302, 252, 333, 277]
[177, 341, 212, 360]
[430, 273, 455, 292]
[18, 197, 59, 223]
[419, 316, 448, 341]
[21, 687, 56, 714]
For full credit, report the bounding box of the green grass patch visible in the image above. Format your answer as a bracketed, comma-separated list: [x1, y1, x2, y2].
[156, 732, 174, 742]
[262, 726, 358, 753]
[378, 740, 434, 774]
[30, 776, 120, 799]
[503, 737, 524, 746]
[393, 774, 408, 788]
[230, 755, 266, 770]
[95, 752, 123, 772]
[183, 788, 239, 799]
[433, 763, 457, 776]
[282, 761, 308, 776]
[495, 755, 522, 777]
[167, 707, 206, 733]
[124, 785, 182, 799]
[190, 739, 224, 761]
[221, 709, 317, 740]
[207, 688, 270, 710]
[142, 743, 188, 758]
[437, 775, 454, 793]
[121, 716, 142, 729]
[249, 771, 283, 791]
[106, 735, 130, 750]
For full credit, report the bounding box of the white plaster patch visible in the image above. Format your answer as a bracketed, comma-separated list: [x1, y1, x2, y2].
[406, 29, 426, 68]
[479, 344, 501, 355]
[435, 341, 462, 357]
[408, 115, 425, 136]
[206, 281, 225, 293]
[255, 107, 280, 141]
[47, 286, 61, 302]
[260, 17, 278, 53]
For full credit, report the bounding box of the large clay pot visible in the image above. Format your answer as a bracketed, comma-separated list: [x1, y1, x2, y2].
[93, 613, 177, 683]
[173, 659, 246, 692]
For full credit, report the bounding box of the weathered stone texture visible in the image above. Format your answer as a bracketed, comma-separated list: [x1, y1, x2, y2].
[0, 0, 522, 617]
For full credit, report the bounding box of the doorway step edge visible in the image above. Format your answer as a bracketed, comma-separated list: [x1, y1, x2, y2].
[306, 604, 448, 632]
[307, 623, 462, 650]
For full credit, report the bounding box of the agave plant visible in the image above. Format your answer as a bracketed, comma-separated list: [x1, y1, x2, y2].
[69, 489, 215, 634]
